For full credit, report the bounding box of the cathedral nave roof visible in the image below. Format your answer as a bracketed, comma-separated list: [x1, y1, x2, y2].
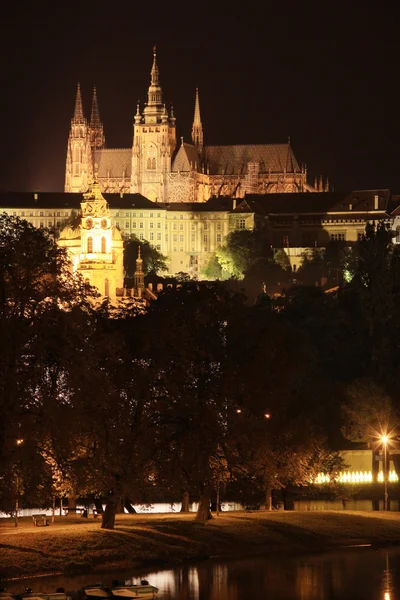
[203, 143, 300, 175]
[94, 148, 132, 179]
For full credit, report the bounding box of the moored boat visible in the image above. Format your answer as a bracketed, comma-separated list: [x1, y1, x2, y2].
[80, 586, 112, 600]
[20, 589, 72, 600]
[110, 581, 158, 599]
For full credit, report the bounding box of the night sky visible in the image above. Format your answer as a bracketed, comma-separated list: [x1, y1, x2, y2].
[1, 2, 400, 193]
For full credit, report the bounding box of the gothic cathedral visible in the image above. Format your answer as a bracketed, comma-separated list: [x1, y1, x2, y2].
[65, 47, 326, 202]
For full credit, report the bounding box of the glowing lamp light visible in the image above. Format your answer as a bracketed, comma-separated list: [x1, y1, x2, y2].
[236, 409, 241, 414]
[264, 413, 271, 419]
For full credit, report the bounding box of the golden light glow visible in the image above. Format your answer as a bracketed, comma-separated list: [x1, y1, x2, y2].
[264, 413, 271, 419]
[313, 469, 398, 484]
[16, 439, 24, 445]
[382, 435, 388, 445]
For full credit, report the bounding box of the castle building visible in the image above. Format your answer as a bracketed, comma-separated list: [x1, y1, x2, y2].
[0, 189, 395, 280]
[65, 47, 326, 202]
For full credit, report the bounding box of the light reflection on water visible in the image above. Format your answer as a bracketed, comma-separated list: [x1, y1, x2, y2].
[3, 547, 400, 599]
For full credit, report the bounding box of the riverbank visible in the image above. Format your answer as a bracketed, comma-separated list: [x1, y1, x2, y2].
[1, 510, 400, 581]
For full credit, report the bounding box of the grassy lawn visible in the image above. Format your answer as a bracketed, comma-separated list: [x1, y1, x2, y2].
[1, 510, 400, 580]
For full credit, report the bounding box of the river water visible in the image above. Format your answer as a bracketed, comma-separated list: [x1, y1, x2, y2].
[4, 546, 400, 599]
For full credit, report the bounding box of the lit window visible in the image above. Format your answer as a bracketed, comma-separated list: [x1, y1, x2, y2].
[331, 233, 346, 241]
[87, 237, 93, 253]
[238, 219, 246, 229]
[101, 237, 106, 253]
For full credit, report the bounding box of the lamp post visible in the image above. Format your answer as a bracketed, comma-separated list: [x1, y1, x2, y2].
[382, 435, 388, 512]
[14, 438, 24, 527]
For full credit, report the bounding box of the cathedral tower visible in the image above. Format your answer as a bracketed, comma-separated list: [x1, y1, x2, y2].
[89, 87, 105, 151]
[130, 47, 177, 202]
[191, 88, 203, 153]
[65, 83, 93, 192]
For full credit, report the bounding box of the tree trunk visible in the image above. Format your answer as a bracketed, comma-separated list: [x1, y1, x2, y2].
[180, 491, 190, 513]
[196, 493, 213, 521]
[264, 486, 272, 511]
[101, 497, 117, 529]
[116, 496, 125, 514]
[68, 495, 77, 509]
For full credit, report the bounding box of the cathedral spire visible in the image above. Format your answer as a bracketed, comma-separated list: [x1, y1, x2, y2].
[191, 88, 203, 152]
[73, 83, 85, 123]
[89, 86, 105, 150]
[90, 86, 101, 128]
[147, 45, 163, 107]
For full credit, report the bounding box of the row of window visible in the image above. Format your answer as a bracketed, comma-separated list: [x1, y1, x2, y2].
[119, 221, 224, 231]
[11, 211, 69, 217]
[273, 232, 357, 247]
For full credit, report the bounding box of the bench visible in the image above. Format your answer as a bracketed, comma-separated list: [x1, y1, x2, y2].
[32, 514, 49, 527]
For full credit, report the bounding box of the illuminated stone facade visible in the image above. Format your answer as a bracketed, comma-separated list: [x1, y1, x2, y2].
[0, 189, 396, 279]
[65, 48, 324, 201]
[58, 179, 124, 300]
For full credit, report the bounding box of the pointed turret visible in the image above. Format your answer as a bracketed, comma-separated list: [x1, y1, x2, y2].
[134, 245, 145, 297]
[191, 88, 203, 152]
[73, 83, 85, 123]
[89, 86, 105, 150]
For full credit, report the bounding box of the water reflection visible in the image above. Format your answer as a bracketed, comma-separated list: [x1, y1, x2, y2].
[4, 547, 400, 599]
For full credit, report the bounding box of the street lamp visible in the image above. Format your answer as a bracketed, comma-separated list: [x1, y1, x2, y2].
[14, 438, 24, 527]
[382, 435, 388, 512]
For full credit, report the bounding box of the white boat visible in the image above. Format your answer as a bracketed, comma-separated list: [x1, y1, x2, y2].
[111, 583, 158, 599]
[80, 587, 112, 600]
